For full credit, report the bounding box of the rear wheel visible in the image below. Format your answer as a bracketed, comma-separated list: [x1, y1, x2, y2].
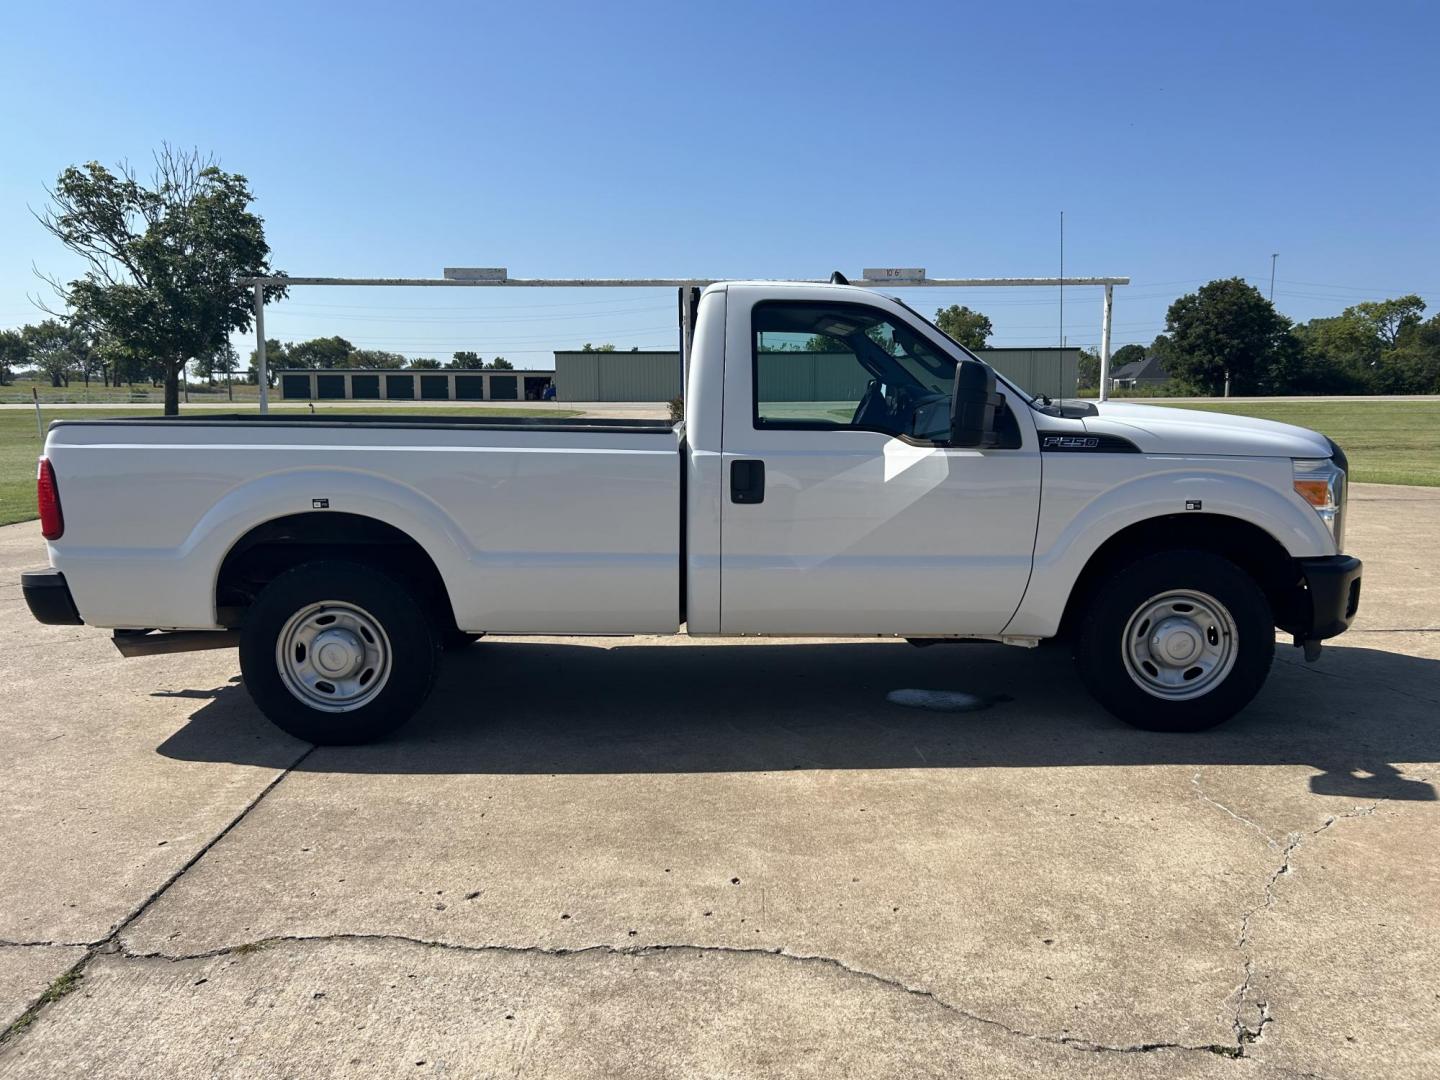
[1075, 550, 1273, 732]
[239, 560, 440, 744]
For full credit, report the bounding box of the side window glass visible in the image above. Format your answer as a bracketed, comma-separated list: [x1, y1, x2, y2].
[753, 330, 871, 426]
[752, 302, 957, 439]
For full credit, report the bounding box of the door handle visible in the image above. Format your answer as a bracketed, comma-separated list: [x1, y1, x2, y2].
[730, 459, 765, 504]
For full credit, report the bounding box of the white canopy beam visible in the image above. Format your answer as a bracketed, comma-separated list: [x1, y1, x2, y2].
[241, 275, 1130, 288]
[240, 273, 1130, 413]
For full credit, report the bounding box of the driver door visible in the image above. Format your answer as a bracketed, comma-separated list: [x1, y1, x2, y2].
[718, 287, 1042, 636]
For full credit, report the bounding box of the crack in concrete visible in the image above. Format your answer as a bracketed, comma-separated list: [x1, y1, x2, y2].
[0, 746, 314, 1049]
[113, 931, 1245, 1059]
[1268, 1065, 1347, 1080]
[1191, 769, 1279, 849]
[1225, 797, 1387, 1055]
[0, 940, 94, 950]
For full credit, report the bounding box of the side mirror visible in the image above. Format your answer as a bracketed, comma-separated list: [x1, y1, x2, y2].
[950, 360, 1002, 448]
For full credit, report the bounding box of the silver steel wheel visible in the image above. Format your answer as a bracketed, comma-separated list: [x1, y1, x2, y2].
[1121, 589, 1238, 701]
[275, 600, 392, 713]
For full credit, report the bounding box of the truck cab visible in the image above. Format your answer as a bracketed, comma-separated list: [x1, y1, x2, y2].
[684, 282, 1042, 637]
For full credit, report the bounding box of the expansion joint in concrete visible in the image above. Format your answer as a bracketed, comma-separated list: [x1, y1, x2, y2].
[0, 746, 314, 1048]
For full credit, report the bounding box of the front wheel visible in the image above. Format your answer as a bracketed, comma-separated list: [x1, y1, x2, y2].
[1074, 550, 1274, 732]
[239, 560, 441, 744]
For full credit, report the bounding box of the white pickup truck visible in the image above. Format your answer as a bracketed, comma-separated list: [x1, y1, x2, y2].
[23, 279, 1361, 744]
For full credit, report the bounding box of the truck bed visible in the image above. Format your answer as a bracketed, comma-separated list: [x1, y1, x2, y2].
[43, 413, 684, 635]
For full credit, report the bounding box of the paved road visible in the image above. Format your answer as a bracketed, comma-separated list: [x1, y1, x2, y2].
[0, 486, 1435, 1078]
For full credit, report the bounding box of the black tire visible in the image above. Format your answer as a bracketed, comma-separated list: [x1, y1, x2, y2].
[1074, 549, 1274, 732]
[239, 560, 441, 745]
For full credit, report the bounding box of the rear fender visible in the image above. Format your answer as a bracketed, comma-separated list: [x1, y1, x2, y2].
[60, 468, 470, 629]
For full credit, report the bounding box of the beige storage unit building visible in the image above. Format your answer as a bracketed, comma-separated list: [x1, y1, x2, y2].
[553, 351, 683, 402]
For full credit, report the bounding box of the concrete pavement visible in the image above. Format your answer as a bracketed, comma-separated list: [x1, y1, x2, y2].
[0, 486, 1436, 1078]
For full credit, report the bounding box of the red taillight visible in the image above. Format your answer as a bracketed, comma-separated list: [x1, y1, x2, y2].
[37, 457, 64, 541]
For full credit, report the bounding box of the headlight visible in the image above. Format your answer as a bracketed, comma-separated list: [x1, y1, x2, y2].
[1293, 457, 1346, 550]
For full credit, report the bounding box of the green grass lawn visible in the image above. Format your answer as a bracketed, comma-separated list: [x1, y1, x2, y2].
[0, 403, 581, 527]
[1167, 400, 1440, 487]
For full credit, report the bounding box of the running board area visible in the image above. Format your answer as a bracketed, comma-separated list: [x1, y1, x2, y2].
[111, 629, 240, 657]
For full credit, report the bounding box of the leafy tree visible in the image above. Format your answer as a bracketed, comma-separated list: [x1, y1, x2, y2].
[0, 328, 24, 385]
[23, 320, 80, 387]
[487, 357, 513, 370]
[37, 146, 285, 414]
[803, 334, 849, 353]
[246, 338, 288, 386]
[288, 335, 354, 369]
[98, 331, 161, 389]
[1109, 343, 1146, 369]
[408, 357, 443, 369]
[60, 317, 109, 388]
[1351, 295, 1427, 348]
[450, 350, 484, 369]
[1295, 295, 1429, 394]
[1386, 313, 1440, 393]
[1291, 317, 1374, 393]
[933, 304, 993, 350]
[1163, 278, 1299, 395]
[195, 341, 239, 383]
[348, 349, 408, 369]
[581, 343, 616, 352]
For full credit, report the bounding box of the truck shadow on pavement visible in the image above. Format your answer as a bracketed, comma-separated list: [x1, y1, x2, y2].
[156, 639, 1439, 801]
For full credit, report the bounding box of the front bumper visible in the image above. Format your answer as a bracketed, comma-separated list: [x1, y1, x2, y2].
[1296, 555, 1362, 639]
[20, 568, 83, 626]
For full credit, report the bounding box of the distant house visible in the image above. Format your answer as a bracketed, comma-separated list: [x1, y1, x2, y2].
[1110, 353, 1170, 391]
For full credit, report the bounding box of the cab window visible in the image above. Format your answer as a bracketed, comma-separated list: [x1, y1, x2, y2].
[752, 301, 956, 440]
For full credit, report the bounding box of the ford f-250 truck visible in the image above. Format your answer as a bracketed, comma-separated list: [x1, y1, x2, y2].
[21, 279, 1362, 744]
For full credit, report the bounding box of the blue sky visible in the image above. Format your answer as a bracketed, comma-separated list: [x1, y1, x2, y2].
[2, 0, 1436, 366]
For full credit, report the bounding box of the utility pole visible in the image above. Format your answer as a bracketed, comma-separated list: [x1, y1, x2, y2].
[1099, 284, 1113, 403]
[1058, 211, 1065, 351]
[255, 282, 268, 414]
[1269, 253, 1279, 302]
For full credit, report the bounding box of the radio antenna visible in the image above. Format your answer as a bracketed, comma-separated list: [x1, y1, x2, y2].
[1059, 210, 1065, 348]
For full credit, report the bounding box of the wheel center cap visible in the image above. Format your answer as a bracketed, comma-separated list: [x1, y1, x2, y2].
[1150, 617, 1202, 666]
[312, 628, 363, 677]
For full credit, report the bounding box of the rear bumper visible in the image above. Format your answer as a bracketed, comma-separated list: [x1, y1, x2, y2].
[20, 568, 83, 626]
[1297, 555, 1362, 640]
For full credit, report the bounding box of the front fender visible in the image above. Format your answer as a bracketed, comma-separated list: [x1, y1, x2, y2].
[1002, 455, 1334, 638]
